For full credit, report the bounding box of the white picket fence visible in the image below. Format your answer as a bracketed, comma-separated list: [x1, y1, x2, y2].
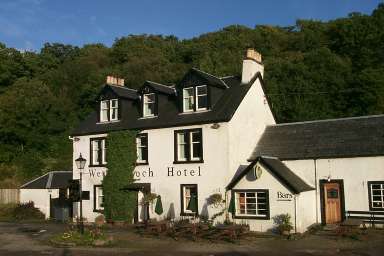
[0, 189, 20, 204]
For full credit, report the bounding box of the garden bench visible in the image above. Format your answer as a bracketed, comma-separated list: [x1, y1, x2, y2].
[346, 211, 384, 227]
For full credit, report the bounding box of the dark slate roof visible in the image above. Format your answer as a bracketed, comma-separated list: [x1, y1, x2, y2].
[226, 157, 314, 194]
[108, 85, 139, 100]
[145, 81, 176, 95]
[251, 115, 384, 160]
[20, 171, 72, 189]
[191, 68, 228, 88]
[71, 73, 263, 135]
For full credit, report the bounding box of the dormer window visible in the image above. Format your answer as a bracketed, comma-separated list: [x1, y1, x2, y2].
[182, 85, 208, 112]
[143, 93, 156, 117]
[100, 99, 119, 122]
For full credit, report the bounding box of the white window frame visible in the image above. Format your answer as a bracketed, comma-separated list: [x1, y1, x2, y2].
[181, 184, 198, 214]
[94, 185, 104, 211]
[195, 85, 208, 111]
[182, 87, 194, 112]
[143, 93, 156, 117]
[136, 134, 148, 163]
[370, 182, 384, 210]
[109, 99, 119, 121]
[100, 100, 109, 122]
[91, 138, 107, 166]
[100, 99, 119, 122]
[190, 131, 202, 161]
[235, 190, 268, 218]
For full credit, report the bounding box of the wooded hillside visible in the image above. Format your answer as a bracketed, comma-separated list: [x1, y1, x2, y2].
[0, 4, 383, 187]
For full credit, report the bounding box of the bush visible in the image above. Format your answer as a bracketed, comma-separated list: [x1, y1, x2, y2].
[0, 202, 45, 221]
[273, 213, 294, 235]
[13, 202, 45, 221]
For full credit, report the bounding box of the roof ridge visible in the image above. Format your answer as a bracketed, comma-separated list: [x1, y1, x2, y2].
[20, 172, 50, 188]
[146, 80, 171, 88]
[192, 68, 228, 88]
[270, 114, 384, 127]
[109, 84, 137, 92]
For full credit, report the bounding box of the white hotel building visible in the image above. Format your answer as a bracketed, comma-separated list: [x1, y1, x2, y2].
[68, 49, 384, 232]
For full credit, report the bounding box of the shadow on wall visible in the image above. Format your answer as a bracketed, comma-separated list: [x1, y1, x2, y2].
[167, 203, 175, 219]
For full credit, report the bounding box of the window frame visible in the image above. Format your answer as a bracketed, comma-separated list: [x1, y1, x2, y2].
[109, 99, 119, 121]
[368, 181, 384, 211]
[195, 85, 208, 111]
[174, 128, 203, 164]
[182, 87, 195, 112]
[231, 189, 270, 220]
[136, 133, 149, 165]
[180, 184, 198, 216]
[89, 137, 107, 167]
[93, 185, 104, 213]
[142, 93, 156, 117]
[99, 99, 119, 122]
[100, 100, 109, 122]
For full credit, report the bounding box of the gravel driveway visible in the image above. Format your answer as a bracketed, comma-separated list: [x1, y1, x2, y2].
[0, 222, 383, 256]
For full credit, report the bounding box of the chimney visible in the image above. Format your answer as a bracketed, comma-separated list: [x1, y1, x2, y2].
[241, 48, 264, 84]
[106, 75, 124, 86]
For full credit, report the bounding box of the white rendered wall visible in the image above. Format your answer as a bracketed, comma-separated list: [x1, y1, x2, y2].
[231, 164, 296, 232]
[284, 156, 384, 224]
[73, 124, 231, 222]
[227, 77, 276, 177]
[20, 189, 59, 218]
[72, 133, 107, 222]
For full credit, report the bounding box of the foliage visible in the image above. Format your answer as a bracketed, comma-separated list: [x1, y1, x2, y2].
[140, 192, 158, 205]
[103, 130, 138, 222]
[50, 226, 109, 246]
[206, 193, 224, 206]
[1, 4, 384, 186]
[0, 202, 45, 221]
[273, 213, 294, 234]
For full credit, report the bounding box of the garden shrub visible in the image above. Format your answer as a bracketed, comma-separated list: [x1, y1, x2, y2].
[0, 202, 45, 221]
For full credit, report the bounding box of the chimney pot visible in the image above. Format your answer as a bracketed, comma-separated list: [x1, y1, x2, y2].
[106, 75, 125, 86]
[246, 48, 262, 63]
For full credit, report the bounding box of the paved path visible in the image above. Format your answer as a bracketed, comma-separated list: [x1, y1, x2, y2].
[0, 222, 383, 256]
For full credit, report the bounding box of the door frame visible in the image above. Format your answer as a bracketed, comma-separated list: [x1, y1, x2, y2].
[319, 179, 345, 225]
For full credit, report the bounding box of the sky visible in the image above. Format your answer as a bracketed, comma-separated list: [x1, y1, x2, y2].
[0, 0, 382, 51]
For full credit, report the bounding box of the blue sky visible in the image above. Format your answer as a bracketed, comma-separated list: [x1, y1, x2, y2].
[0, 0, 381, 51]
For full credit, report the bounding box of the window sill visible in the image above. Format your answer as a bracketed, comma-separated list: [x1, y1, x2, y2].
[135, 162, 149, 166]
[139, 116, 157, 120]
[96, 120, 121, 125]
[178, 109, 211, 115]
[233, 214, 269, 220]
[89, 164, 107, 168]
[180, 212, 197, 217]
[173, 160, 204, 164]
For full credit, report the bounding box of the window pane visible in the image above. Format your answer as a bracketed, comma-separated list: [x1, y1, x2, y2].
[100, 100, 109, 122]
[183, 88, 194, 111]
[143, 94, 155, 116]
[177, 133, 187, 160]
[102, 140, 107, 164]
[197, 96, 207, 109]
[197, 86, 207, 95]
[92, 141, 100, 164]
[192, 143, 201, 159]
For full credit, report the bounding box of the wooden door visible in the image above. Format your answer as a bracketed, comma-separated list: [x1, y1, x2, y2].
[324, 183, 342, 224]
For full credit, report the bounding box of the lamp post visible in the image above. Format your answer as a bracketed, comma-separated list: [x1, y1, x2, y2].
[75, 153, 86, 234]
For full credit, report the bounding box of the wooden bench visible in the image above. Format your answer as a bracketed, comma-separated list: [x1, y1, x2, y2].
[346, 211, 384, 228]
